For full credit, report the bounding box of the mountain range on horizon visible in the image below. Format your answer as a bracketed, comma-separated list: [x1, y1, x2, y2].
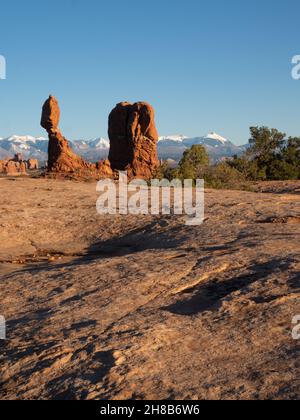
[0, 132, 247, 164]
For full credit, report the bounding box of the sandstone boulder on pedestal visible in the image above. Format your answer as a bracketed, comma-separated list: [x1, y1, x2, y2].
[41, 95, 112, 178]
[41, 95, 89, 173]
[108, 101, 159, 179]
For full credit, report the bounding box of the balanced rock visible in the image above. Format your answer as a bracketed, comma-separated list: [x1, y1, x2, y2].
[41, 95, 112, 177]
[41, 95, 87, 173]
[108, 102, 159, 178]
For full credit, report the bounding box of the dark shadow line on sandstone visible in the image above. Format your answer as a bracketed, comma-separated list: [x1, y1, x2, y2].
[45, 349, 116, 400]
[287, 273, 300, 291]
[164, 258, 295, 316]
[1, 220, 196, 278]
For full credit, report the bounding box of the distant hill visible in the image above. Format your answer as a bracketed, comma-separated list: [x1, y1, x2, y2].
[158, 132, 247, 162]
[0, 133, 247, 164]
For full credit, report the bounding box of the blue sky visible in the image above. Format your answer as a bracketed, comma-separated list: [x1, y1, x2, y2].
[0, 0, 300, 144]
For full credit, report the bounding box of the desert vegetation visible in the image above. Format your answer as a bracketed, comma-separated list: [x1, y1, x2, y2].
[159, 126, 300, 190]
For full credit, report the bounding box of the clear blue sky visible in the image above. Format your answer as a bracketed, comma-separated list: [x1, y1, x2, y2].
[0, 0, 300, 144]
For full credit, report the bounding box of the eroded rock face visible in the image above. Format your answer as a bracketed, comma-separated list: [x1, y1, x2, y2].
[0, 156, 40, 175]
[96, 159, 114, 177]
[0, 160, 27, 176]
[28, 159, 39, 170]
[108, 102, 133, 171]
[41, 95, 87, 173]
[0, 156, 28, 176]
[47, 129, 90, 173]
[108, 102, 159, 178]
[41, 95, 113, 177]
[41, 95, 60, 133]
[0, 160, 5, 173]
[40, 96, 158, 179]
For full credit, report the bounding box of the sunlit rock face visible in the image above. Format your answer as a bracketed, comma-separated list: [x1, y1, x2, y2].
[108, 101, 159, 179]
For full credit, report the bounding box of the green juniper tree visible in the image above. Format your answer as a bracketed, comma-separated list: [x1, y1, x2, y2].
[178, 145, 210, 180]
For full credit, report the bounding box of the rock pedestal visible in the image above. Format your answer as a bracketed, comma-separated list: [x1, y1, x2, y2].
[41, 95, 112, 178]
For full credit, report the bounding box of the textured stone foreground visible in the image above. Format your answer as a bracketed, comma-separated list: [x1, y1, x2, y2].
[0, 178, 299, 400]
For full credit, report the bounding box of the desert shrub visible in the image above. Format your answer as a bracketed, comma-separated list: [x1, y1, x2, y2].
[157, 145, 210, 183]
[281, 137, 300, 179]
[244, 127, 300, 180]
[178, 145, 210, 180]
[153, 162, 180, 181]
[268, 161, 298, 180]
[229, 155, 266, 181]
[203, 162, 247, 190]
[157, 127, 299, 189]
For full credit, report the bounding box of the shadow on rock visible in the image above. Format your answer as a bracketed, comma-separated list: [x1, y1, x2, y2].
[164, 258, 295, 316]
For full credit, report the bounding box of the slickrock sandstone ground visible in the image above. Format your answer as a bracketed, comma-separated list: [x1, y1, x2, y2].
[0, 178, 299, 400]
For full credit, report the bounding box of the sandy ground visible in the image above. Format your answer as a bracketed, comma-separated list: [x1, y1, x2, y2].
[0, 177, 299, 400]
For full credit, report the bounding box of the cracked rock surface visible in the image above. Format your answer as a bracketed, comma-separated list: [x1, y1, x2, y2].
[0, 178, 299, 400]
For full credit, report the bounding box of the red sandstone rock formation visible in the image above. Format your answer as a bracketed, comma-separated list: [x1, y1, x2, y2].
[19, 161, 27, 174]
[96, 159, 113, 177]
[108, 101, 159, 178]
[41, 95, 112, 177]
[0, 156, 39, 175]
[41, 95, 90, 173]
[28, 159, 39, 170]
[0, 160, 27, 176]
[0, 154, 28, 176]
[40, 95, 158, 179]
[5, 161, 19, 176]
[0, 160, 5, 173]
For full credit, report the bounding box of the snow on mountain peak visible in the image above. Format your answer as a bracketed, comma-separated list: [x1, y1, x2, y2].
[93, 138, 110, 149]
[0, 132, 241, 163]
[73, 138, 110, 148]
[7, 135, 47, 143]
[158, 135, 188, 142]
[205, 132, 228, 144]
[158, 133, 228, 144]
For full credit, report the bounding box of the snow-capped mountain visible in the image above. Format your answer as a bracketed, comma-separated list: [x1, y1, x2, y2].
[0, 135, 48, 160]
[0, 133, 246, 163]
[158, 132, 228, 146]
[71, 138, 110, 161]
[72, 138, 110, 150]
[158, 135, 188, 143]
[4, 135, 47, 144]
[158, 132, 246, 162]
[204, 132, 228, 144]
[0, 136, 110, 162]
